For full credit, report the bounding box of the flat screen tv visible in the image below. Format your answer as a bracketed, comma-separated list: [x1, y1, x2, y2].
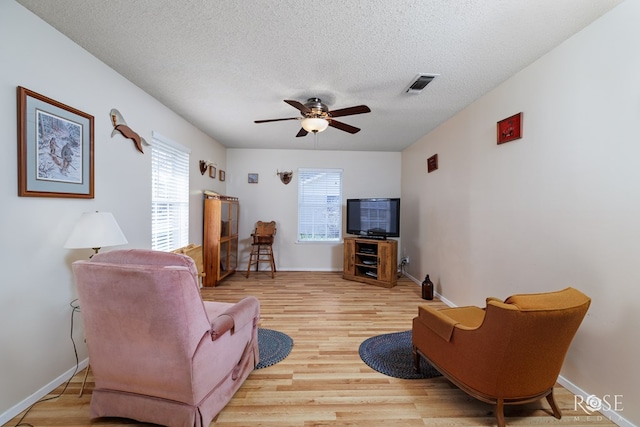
[346, 198, 400, 238]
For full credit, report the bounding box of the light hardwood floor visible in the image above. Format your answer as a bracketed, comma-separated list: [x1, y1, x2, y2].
[6, 272, 613, 426]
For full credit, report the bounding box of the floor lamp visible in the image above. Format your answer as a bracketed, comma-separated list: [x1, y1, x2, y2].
[64, 211, 128, 396]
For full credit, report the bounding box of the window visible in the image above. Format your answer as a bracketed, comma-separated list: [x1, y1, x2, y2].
[297, 168, 342, 242]
[151, 132, 190, 251]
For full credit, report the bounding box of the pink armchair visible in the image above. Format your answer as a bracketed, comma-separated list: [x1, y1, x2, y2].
[72, 249, 260, 427]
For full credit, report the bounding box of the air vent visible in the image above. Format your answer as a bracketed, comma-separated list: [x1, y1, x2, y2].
[405, 73, 439, 94]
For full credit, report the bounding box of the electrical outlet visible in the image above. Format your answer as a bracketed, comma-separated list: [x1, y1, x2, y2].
[401, 256, 409, 264]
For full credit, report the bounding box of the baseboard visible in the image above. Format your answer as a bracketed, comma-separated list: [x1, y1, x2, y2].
[556, 376, 635, 427]
[404, 272, 419, 284]
[404, 273, 457, 307]
[0, 358, 89, 425]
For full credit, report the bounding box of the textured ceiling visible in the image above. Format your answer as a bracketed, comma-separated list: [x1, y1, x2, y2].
[17, 0, 623, 151]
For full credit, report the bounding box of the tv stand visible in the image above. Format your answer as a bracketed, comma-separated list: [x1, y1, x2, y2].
[343, 237, 398, 288]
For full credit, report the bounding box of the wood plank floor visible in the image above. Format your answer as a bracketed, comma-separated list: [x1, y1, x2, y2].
[6, 272, 613, 426]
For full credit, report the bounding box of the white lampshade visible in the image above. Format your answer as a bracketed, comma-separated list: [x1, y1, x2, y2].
[301, 117, 329, 133]
[64, 211, 128, 253]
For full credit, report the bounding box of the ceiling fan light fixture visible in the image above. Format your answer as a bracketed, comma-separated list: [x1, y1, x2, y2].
[256, 98, 370, 137]
[301, 117, 329, 133]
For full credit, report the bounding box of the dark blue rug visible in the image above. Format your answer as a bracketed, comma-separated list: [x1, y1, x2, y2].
[359, 330, 442, 379]
[256, 328, 293, 369]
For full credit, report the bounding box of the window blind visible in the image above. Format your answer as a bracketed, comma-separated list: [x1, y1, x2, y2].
[297, 168, 343, 242]
[151, 133, 190, 252]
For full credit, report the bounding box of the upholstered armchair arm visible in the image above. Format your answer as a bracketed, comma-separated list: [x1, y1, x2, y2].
[210, 314, 234, 340]
[209, 296, 260, 340]
[417, 305, 459, 342]
[418, 304, 486, 342]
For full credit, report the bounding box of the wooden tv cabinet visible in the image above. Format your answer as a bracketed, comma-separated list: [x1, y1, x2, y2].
[343, 237, 398, 288]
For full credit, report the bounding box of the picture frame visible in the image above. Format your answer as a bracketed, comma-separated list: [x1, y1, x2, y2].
[248, 173, 259, 184]
[17, 86, 94, 198]
[497, 112, 522, 145]
[219, 170, 226, 182]
[209, 165, 216, 179]
[427, 154, 438, 173]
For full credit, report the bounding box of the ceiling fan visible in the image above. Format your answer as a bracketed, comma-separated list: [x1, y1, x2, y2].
[254, 98, 371, 137]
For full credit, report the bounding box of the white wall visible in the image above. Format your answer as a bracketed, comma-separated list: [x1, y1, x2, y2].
[401, 1, 638, 425]
[0, 2, 226, 421]
[3, 0, 638, 424]
[227, 149, 401, 271]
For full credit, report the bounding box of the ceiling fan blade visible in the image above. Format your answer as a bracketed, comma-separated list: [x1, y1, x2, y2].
[296, 128, 308, 138]
[254, 117, 300, 124]
[328, 105, 371, 118]
[328, 119, 360, 134]
[284, 100, 311, 114]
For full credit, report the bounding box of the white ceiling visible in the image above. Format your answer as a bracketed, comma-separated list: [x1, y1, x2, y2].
[17, 0, 623, 152]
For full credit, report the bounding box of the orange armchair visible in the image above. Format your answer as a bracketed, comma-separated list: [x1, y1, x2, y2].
[412, 287, 590, 427]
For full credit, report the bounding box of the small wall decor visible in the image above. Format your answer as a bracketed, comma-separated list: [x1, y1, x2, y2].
[497, 112, 522, 145]
[17, 86, 94, 198]
[110, 108, 148, 153]
[219, 170, 226, 182]
[277, 170, 293, 185]
[199, 160, 208, 175]
[427, 154, 438, 173]
[199, 160, 215, 175]
[209, 165, 217, 179]
[248, 173, 259, 183]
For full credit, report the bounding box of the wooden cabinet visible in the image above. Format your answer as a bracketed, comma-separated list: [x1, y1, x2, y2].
[343, 237, 398, 288]
[203, 193, 239, 287]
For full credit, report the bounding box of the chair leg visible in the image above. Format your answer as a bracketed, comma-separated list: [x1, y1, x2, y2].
[255, 244, 261, 271]
[271, 246, 277, 273]
[495, 399, 505, 427]
[268, 246, 275, 278]
[247, 244, 276, 278]
[413, 346, 421, 373]
[546, 389, 562, 419]
[246, 247, 255, 277]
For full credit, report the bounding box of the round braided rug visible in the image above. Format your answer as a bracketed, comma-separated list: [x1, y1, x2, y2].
[256, 328, 293, 369]
[359, 330, 442, 379]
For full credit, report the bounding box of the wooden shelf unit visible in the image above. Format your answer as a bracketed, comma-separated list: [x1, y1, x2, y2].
[203, 193, 239, 287]
[343, 237, 398, 288]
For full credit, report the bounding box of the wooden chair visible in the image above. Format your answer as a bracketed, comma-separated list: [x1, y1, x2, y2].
[172, 244, 205, 286]
[246, 221, 276, 278]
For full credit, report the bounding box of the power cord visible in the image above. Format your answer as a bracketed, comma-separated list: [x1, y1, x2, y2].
[397, 259, 408, 278]
[13, 300, 81, 427]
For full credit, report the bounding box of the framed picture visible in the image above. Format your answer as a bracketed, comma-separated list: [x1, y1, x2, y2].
[209, 165, 216, 179]
[17, 86, 94, 198]
[248, 173, 259, 183]
[219, 170, 226, 182]
[427, 154, 438, 173]
[497, 112, 522, 145]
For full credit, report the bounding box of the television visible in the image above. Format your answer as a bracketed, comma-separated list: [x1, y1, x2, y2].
[346, 198, 400, 238]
